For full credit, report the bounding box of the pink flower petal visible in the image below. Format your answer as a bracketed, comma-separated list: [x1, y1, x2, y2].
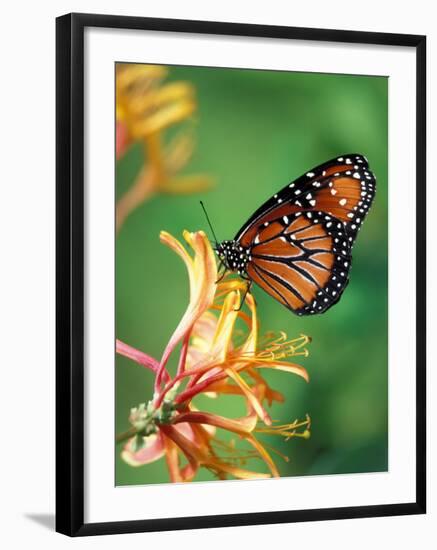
[121, 433, 165, 466]
[116, 339, 170, 382]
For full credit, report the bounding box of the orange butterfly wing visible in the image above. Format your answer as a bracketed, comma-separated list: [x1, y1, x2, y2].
[246, 213, 351, 314]
[234, 154, 375, 315]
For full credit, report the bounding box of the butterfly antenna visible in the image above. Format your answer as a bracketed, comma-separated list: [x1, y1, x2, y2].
[200, 201, 219, 246]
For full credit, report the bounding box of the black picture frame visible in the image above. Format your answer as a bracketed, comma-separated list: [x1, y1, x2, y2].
[56, 12, 426, 537]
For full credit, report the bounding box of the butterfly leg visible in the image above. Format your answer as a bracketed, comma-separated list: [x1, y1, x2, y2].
[215, 263, 227, 284]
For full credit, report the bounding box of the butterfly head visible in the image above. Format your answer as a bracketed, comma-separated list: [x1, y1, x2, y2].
[215, 240, 250, 275]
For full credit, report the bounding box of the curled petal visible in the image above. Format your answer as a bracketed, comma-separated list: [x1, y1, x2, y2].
[247, 369, 285, 406]
[206, 376, 284, 405]
[252, 360, 309, 383]
[215, 278, 248, 295]
[199, 380, 246, 396]
[116, 339, 170, 380]
[170, 423, 205, 482]
[160, 230, 193, 272]
[245, 434, 280, 478]
[210, 291, 240, 363]
[224, 365, 272, 425]
[240, 293, 258, 355]
[185, 405, 217, 438]
[121, 433, 165, 466]
[184, 230, 218, 305]
[174, 420, 203, 442]
[186, 311, 218, 368]
[159, 424, 202, 469]
[163, 435, 183, 482]
[180, 463, 198, 482]
[157, 231, 217, 387]
[163, 434, 198, 482]
[173, 410, 258, 435]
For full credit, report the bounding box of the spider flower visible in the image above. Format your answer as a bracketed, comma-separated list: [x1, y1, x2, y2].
[117, 230, 311, 481]
[116, 64, 212, 230]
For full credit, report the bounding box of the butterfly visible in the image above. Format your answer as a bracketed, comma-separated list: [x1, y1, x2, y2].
[210, 154, 376, 315]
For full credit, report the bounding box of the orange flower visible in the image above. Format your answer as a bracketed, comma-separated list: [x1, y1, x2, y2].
[117, 231, 311, 481]
[115, 64, 213, 231]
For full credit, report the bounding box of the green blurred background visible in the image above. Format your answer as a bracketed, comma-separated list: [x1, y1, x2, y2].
[116, 65, 388, 485]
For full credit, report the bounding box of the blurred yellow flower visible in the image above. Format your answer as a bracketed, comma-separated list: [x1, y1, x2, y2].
[117, 230, 311, 481]
[116, 64, 213, 230]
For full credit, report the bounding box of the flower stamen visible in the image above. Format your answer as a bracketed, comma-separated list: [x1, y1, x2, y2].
[255, 414, 311, 441]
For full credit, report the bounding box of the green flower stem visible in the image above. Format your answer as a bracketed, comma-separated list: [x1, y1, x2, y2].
[116, 426, 138, 445]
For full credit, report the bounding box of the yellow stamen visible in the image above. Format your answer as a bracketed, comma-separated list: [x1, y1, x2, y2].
[258, 333, 311, 360]
[255, 415, 311, 441]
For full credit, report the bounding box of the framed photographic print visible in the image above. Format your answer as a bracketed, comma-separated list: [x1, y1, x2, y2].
[56, 13, 426, 536]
